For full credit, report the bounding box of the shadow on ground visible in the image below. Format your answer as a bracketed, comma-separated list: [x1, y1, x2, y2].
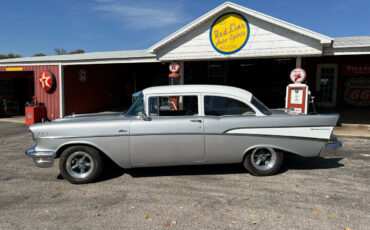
[281, 155, 344, 172]
[56, 155, 344, 183]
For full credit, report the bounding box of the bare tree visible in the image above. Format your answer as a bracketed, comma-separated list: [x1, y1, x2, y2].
[54, 48, 67, 55]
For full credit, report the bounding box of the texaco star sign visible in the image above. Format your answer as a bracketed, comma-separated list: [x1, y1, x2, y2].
[39, 71, 56, 93]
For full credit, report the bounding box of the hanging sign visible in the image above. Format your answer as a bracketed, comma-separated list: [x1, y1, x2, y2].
[210, 12, 250, 54]
[38, 71, 56, 93]
[169, 62, 180, 73]
[290, 68, 306, 83]
[343, 64, 370, 76]
[344, 78, 370, 106]
[78, 69, 88, 82]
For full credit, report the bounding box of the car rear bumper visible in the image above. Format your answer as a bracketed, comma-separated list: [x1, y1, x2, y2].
[25, 145, 56, 168]
[327, 134, 342, 148]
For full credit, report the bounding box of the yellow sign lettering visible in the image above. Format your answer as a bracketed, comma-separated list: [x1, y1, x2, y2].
[210, 13, 249, 54]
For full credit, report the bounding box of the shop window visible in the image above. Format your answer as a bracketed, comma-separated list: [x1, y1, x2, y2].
[208, 61, 227, 85]
[149, 95, 198, 116]
[204, 96, 255, 116]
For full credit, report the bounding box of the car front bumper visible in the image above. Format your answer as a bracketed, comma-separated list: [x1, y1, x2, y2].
[25, 145, 56, 168]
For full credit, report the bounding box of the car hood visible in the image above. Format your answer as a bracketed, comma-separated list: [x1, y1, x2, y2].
[53, 112, 125, 123]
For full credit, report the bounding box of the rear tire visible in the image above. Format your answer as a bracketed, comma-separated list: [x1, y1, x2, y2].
[244, 147, 283, 176]
[59, 146, 103, 184]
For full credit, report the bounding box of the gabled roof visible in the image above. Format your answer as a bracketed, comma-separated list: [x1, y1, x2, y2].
[149, 1, 333, 53]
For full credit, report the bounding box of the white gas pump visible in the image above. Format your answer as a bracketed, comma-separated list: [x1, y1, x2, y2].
[285, 68, 310, 114]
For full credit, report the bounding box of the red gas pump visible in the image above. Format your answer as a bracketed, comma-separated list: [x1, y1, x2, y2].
[285, 68, 310, 114]
[25, 96, 47, 126]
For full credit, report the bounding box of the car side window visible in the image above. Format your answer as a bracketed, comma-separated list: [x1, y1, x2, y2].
[149, 95, 198, 116]
[204, 96, 255, 116]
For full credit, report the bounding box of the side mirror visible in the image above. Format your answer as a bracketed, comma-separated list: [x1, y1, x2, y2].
[141, 113, 152, 121]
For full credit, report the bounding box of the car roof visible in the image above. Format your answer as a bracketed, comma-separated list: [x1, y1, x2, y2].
[142, 85, 253, 101]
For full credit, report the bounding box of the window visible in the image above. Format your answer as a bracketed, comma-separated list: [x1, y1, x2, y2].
[126, 93, 144, 116]
[251, 96, 271, 115]
[149, 95, 198, 116]
[204, 96, 255, 116]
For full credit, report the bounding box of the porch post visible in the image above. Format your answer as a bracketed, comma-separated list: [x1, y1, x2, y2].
[58, 62, 64, 118]
[180, 61, 185, 85]
[296, 56, 302, 68]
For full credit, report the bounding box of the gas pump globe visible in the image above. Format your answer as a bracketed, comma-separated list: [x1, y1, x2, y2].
[168, 61, 181, 85]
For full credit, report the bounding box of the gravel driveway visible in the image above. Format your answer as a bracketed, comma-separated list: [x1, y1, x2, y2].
[0, 121, 369, 230]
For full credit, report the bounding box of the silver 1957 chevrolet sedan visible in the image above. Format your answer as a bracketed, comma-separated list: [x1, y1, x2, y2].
[26, 85, 339, 184]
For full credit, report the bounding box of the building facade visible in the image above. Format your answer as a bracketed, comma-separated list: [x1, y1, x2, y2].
[0, 2, 369, 120]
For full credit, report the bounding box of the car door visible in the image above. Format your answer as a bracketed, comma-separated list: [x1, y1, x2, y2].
[129, 94, 205, 166]
[202, 95, 258, 164]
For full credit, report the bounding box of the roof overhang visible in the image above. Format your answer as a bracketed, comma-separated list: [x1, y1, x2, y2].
[324, 47, 370, 56]
[0, 50, 158, 66]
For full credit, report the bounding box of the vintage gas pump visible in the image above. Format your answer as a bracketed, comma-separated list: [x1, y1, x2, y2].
[168, 61, 181, 110]
[285, 68, 310, 114]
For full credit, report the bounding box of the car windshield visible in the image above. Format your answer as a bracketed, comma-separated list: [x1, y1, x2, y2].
[126, 93, 144, 116]
[251, 96, 272, 115]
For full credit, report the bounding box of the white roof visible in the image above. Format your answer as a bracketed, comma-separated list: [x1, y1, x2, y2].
[323, 36, 370, 56]
[142, 84, 253, 100]
[0, 49, 157, 65]
[149, 1, 332, 53]
[333, 36, 370, 48]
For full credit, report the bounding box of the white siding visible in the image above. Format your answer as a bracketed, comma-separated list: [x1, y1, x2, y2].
[157, 10, 323, 61]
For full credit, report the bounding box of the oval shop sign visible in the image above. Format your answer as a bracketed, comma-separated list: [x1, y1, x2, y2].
[210, 12, 250, 55]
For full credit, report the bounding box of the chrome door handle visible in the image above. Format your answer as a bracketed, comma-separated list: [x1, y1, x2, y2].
[190, 119, 202, 123]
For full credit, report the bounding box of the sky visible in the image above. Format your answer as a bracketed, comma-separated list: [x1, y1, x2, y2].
[1, 0, 369, 57]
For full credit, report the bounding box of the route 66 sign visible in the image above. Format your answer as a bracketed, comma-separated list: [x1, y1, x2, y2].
[344, 78, 370, 106]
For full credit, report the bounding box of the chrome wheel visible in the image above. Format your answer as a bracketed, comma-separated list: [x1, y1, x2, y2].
[251, 148, 277, 171]
[66, 151, 94, 179]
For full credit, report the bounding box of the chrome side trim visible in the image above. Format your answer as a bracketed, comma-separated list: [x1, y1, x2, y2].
[38, 133, 204, 139]
[223, 125, 334, 133]
[25, 145, 56, 168]
[37, 134, 128, 139]
[36, 132, 328, 142]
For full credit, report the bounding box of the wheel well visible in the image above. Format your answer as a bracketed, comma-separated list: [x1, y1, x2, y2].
[242, 147, 289, 162]
[56, 143, 112, 163]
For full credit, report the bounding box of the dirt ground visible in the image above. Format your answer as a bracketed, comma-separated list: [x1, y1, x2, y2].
[0, 121, 369, 230]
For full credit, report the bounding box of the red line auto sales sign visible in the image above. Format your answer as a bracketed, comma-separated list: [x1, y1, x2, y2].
[344, 78, 370, 106]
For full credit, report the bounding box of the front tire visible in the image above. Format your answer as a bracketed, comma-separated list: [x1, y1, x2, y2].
[59, 146, 103, 184]
[243, 147, 283, 176]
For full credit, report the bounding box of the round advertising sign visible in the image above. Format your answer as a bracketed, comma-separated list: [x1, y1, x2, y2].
[210, 12, 250, 55]
[169, 61, 180, 73]
[290, 68, 306, 83]
[38, 71, 56, 93]
[78, 69, 88, 82]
